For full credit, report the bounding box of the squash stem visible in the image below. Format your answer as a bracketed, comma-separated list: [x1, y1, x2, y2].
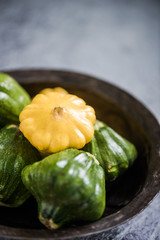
[52, 107, 64, 120]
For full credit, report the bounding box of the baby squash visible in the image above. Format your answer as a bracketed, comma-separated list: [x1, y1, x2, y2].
[0, 124, 41, 207]
[0, 73, 31, 127]
[21, 148, 105, 229]
[83, 120, 137, 182]
[19, 92, 96, 155]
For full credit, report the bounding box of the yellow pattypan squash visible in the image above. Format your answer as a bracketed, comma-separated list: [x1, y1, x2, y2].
[19, 91, 96, 155]
[40, 87, 68, 95]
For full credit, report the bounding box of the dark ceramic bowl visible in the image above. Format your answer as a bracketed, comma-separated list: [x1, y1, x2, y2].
[0, 69, 160, 239]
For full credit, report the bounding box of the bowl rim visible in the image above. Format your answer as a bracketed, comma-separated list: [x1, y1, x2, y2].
[0, 68, 160, 239]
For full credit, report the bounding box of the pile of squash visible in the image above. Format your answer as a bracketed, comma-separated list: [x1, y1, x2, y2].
[0, 73, 137, 229]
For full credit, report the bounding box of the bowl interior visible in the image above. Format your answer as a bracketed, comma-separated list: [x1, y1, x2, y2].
[0, 79, 149, 229]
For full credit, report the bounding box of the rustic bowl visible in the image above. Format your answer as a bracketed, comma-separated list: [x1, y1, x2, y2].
[0, 69, 160, 239]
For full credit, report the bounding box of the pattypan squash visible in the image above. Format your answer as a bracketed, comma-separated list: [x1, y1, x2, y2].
[21, 148, 105, 229]
[0, 124, 41, 207]
[19, 92, 96, 155]
[0, 73, 31, 127]
[83, 120, 137, 181]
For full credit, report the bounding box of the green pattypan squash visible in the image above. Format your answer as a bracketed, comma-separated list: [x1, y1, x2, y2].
[22, 148, 105, 229]
[0, 124, 41, 207]
[83, 120, 137, 182]
[0, 72, 31, 127]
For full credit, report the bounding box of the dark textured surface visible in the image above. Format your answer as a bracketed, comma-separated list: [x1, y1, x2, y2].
[0, 0, 160, 239]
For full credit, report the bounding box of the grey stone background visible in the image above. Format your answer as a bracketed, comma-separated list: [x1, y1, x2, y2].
[0, 0, 160, 239]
